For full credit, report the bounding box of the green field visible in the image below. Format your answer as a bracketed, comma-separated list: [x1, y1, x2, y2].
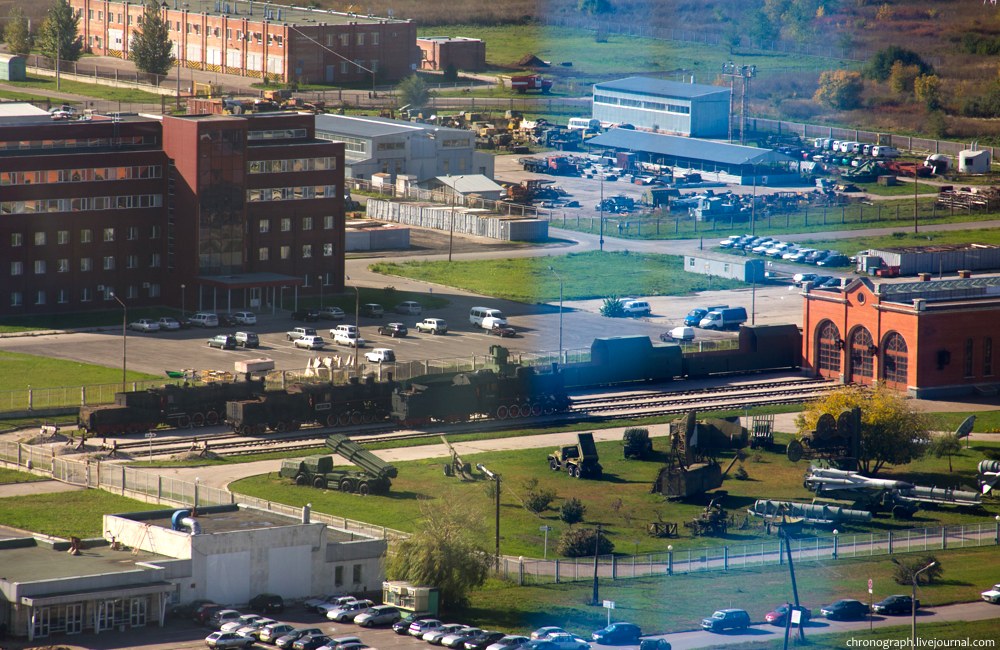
[0, 350, 160, 389]
[3, 75, 164, 104]
[0, 490, 162, 538]
[371, 251, 744, 302]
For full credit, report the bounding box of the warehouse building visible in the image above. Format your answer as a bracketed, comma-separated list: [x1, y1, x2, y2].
[587, 128, 798, 185]
[0, 504, 386, 641]
[70, 0, 420, 84]
[417, 36, 486, 71]
[857, 243, 1000, 276]
[802, 274, 1000, 398]
[315, 113, 494, 182]
[592, 77, 731, 137]
[0, 110, 345, 318]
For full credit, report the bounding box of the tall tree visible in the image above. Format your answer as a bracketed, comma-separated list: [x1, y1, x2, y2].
[796, 384, 930, 475]
[384, 499, 492, 607]
[3, 6, 33, 56]
[813, 69, 864, 110]
[37, 0, 83, 62]
[130, 1, 175, 76]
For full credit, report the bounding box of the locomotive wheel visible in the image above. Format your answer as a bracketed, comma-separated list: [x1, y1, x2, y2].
[275, 421, 288, 433]
[340, 478, 354, 492]
[192, 412, 205, 427]
[358, 482, 370, 496]
[509, 405, 521, 418]
[177, 415, 190, 428]
[233, 425, 243, 435]
[326, 414, 338, 427]
[532, 403, 542, 416]
[313, 476, 327, 489]
[290, 421, 301, 431]
[497, 405, 508, 419]
[295, 474, 308, 486]
[362, 411, 374, 424]
[549, 459, 558, 471]
[338, 412, 351, 426]
[786, 440, 804, 463]
[350, 411, 363, 425]
[206, 411, 219, 425]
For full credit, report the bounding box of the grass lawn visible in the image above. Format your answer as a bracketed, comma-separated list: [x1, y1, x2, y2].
[0, 467, 47, 484]
[370, 251, 744, 302]
[458, 545, 1000, 634]
[230, 432, 1000, 558]
[0, 490, 161, 538]
[3, 75, 164, 103]
[0, 350, 161, 390]
[854, 181, 939, 196]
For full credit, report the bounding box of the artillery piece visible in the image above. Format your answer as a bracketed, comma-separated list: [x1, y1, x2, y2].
[684, 496, 730, 536]
[786, 408, 860, 463]
[441, 435, 475, 479]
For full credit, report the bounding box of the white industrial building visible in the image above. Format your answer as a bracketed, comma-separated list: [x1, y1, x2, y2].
[683, 253, 766, 283]
[0, 504, 387, 642]
[592, 77, 731, 137]
[315, 114, 494, 182]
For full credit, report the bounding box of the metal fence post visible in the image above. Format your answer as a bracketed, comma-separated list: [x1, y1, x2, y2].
[723, 546, 729, 571]
[942, 526, 947, 550]
[888, 531, 894, 555]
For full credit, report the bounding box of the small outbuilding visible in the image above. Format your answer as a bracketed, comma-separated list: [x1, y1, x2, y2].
[958, 149, 991, 174]
[683, 253, 766, 283]
[0, 54, 27, 81]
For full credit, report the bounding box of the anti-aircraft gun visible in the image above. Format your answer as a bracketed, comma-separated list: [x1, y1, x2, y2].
[278, 434, 398, 494]
[441, 435, 475, 479]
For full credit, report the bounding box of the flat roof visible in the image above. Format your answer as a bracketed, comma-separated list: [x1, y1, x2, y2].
[418, 36, 483, 43]
[315, 114, 471, 140]
[134, 506, 359, 541]
[876, 275, 1000, 302]
[0, 538, 168, 583]
[0, 102, 49, 118]
[154, 0, 405, 26]
[594, 76, 730, 100]
[435, 175, 503, 194]
[587, 128, 795, 166]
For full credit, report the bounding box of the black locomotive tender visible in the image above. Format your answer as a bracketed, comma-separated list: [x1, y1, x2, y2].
[78, 325, 801, 436]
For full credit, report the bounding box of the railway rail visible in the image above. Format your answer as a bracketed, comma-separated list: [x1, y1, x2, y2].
[104, 378, 835, 459]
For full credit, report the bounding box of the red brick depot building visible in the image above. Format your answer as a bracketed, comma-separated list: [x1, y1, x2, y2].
[802, 274, 1000, 398]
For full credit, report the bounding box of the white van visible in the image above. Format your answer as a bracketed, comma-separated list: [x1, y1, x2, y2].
[469, 306, 507, 329]
[622, 300, 651, 317]
[189, 312, 219, 327]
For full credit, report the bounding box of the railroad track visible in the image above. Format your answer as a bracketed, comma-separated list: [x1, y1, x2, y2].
[109, 378, 835, 459]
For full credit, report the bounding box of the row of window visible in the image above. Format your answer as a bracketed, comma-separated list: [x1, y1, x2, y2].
[326, 32, 380, 47]
[1, 165, 162, 187]
[247, 128, 308, 141]
[0, 194, 163, 215]
[12, 253, 161, 275]
[248, 157, 338, 174]
[317, 133, 366, 154]
[593, 94, 691, 115]
[10, 284, 161, 307]
[246, 186, 338, 202]
[441, 138, 471, 148]
[11, 226, 161, 247]
[0, 136, 155, 152]
[258, 243, 335, 261]
[259, 216, 336, 233]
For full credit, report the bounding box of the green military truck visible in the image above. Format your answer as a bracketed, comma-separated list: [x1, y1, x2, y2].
[548, 432, 603, 479]
[278, 434, 397, 494]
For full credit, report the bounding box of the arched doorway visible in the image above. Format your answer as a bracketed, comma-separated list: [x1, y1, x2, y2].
[848, 327, 875, 385]
[816, 320, 842, 378]
[880, 332, 908, 389]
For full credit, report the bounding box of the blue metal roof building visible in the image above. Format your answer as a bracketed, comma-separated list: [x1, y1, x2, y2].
[592, 76, 731, 137]
[586, 128, 797, 184]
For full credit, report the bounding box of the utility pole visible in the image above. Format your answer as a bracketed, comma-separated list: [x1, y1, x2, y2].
[477, 464, 501, 570]
[721, 63, 757, 146]
[591, 524, 602, 605]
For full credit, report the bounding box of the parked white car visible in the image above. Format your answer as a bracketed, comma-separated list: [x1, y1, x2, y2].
[982, 584, 1000, 603]
[129, 318, 160, 332]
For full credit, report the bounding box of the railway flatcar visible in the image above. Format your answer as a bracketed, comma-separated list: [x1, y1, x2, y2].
[682, 324, 801, 378]
[78, 379, 264, 435]
[227, 375, 397, 434]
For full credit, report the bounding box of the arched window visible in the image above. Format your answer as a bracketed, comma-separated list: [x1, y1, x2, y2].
[849, 327, 875, 381]
[817, 321, 841, 373]
[881, 332, 908, 386]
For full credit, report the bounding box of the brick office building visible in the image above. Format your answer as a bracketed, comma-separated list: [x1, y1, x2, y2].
[70, 0, 420, 84]
[416, 37, 486, 72]
[801, 274, 1000, 398]
[0, 108, 344, 318]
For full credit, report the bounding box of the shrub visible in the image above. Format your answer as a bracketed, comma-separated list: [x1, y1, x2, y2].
[865, 46, 932, 82]
[557, 527, 614, 557]
[560, 497, 586, 524]
[522, 478, 556, 514]
[600, 296, 625, 318]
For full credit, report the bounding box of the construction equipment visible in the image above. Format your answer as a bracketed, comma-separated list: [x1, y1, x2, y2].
[277, 434, 398, 494]
[548, 432, 603, 479]
[510, 74, 553, 94]
[441, 435, 475, 479]
[623, 427, 653, 459]
[786, 408, 860, 463]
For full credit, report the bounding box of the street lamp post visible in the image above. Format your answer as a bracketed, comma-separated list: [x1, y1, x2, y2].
[598, 175, 605, 251]
[317, 274, 324, 309]
[110, 292, 127, 393]
[180, 283, 186, 319]
[477, 463, 501, 570]
[548, 266, 564, 363]
[912, 561, 937, 647]
[346, 275, 360, 376]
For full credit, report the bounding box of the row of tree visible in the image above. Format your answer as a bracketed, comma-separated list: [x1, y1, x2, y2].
[3, 0, 174, 75]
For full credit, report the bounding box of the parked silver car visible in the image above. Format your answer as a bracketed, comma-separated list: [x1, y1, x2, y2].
[354, 605, 401, 627]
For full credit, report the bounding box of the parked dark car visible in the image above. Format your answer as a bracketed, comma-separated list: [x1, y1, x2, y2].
[465, 631, 507, 650]
[172, 598, 216, 619]
[249, 592, 284, 614]
[821, 599, 870, 621]
[701, 609, 751, 633]
[193, 603, 224, 625]
[817, 254, 850, 267]
[591, 622, 641, 644]
[394, 612, 434, 635]
[487, 323, 517, 337]
[291, 309, 320, 322]
[276, 628, 325, 649]
[764, 604, 812, 626]
[207, 334, 237, 350]
[638, 641, 671, 650]
[872, 595, 918, 616]
[292, 634, 333, 650]
[378, 322, 409, 338]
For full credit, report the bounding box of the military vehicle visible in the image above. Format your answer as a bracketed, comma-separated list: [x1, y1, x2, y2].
[622, 428, 653, 459]
[278, 434, 398, 494]
[548, 432, 603, 479]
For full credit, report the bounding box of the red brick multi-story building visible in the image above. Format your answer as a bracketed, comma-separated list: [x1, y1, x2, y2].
[0, 108, 344, 318]
[416, 37, 486, 72]
[801, 274, 1000, 398]
[70, 0, 420, 84]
